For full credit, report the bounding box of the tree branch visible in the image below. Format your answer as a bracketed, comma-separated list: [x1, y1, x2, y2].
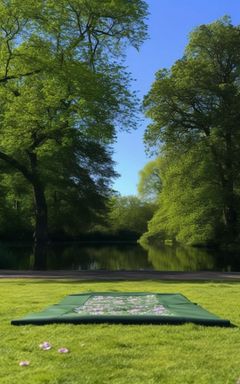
[0, 150, 33, 182]
[0, 69, 41, 84]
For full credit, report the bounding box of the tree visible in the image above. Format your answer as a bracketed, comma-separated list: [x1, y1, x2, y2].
[0, 63, 121, 267]
[140, 146, 222, 246]
[0, 0, 148, 267]
[138, 157, 162, 202]
[108, 195, 155, 236]
[144, 17, 240, 245]
[46, 137, 117, 238]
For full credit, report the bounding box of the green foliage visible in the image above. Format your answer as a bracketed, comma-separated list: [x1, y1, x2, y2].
[108, 195, 155, 235]
[138, 157, 162, 202]
[0, 169, 33, 239]
[0, 139, 117, 238]
[140, 147, 222, 246]
[0, 0, 148, 240]
[46, 139, 117, 237]
[143, 18, 240, 246]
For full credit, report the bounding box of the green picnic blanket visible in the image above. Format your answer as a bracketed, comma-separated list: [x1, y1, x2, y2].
[11, 292, 231, 326]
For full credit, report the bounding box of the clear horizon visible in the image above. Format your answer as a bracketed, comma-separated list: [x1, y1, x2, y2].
[113, 0, 240, 196]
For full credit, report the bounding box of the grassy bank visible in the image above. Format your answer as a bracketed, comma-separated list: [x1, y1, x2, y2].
[1, 279, 240, 384]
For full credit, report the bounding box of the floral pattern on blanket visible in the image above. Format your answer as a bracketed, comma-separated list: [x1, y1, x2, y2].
[74, 295, 173, 316]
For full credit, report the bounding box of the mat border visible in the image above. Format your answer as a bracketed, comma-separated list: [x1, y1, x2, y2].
[11, 292, 231, 327]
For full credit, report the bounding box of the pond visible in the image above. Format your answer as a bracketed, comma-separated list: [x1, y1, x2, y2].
[0, 241, 239, 271]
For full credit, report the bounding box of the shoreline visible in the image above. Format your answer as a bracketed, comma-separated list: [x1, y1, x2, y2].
[0, 270, 240, 281]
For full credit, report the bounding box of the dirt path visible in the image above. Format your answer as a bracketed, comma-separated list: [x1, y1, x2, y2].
[0, 270, 240, 281]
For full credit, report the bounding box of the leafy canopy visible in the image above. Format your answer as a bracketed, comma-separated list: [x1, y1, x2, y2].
[142, 17, 240, 246]
[0, 0, 149, 239]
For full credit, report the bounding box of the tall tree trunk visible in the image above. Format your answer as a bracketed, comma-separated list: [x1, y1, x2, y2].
[209, 127, 238, 243]
[222, 178, 238, 243]
[0, 150, 49, 267]
[27, 151, 48, 269]
[222, 130, 238, 242]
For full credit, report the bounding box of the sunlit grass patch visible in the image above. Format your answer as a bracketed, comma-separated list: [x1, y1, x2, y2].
[0, 279, 239, 384]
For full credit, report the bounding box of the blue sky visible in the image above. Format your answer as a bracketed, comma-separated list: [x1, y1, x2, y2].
[112, 0, 240, 196]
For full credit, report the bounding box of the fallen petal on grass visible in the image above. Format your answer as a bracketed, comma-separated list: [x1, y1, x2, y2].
[58, 348, 69, 353]
[39, 341, 52, 350]
[19, 361, 30, 366]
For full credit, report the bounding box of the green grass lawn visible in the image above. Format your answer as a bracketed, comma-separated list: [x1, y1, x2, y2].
[1, 279, 240, 384]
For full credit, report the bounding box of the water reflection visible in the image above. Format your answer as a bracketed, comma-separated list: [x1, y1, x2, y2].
[46, 243, 151, 270]
[0, 241, 239, 271]
[145, 244, 214, 271]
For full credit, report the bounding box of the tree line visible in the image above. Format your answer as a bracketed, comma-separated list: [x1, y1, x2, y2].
[1, 5, 240, 265]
